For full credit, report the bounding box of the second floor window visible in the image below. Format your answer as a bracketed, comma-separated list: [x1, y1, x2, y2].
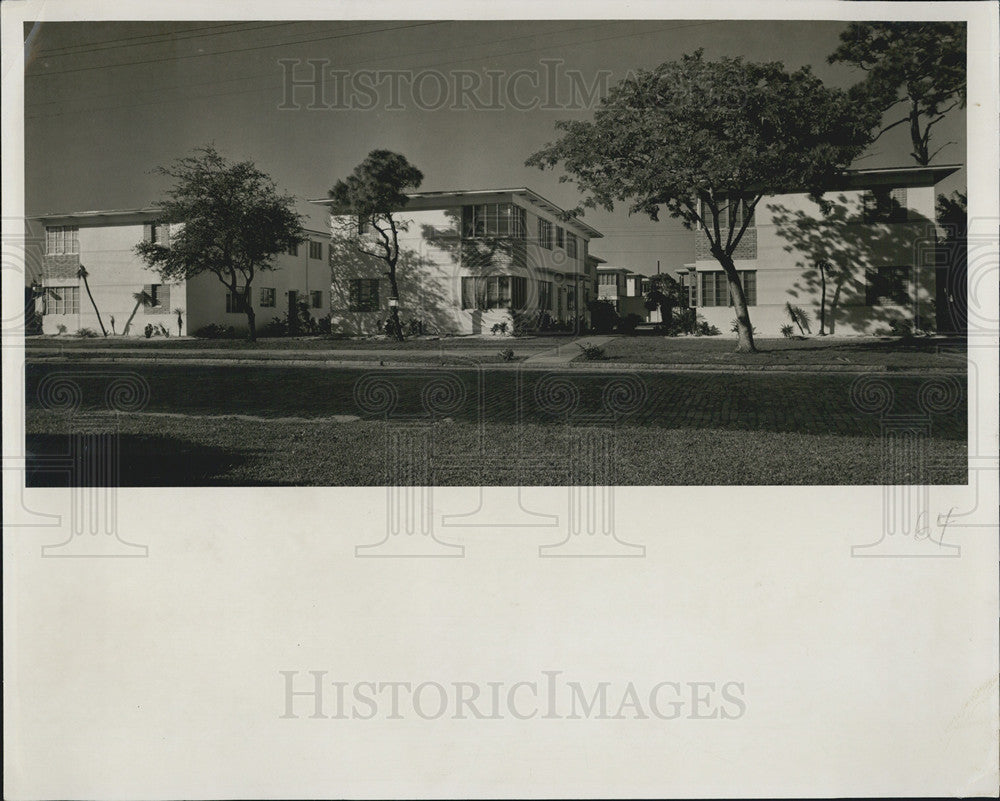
[555, 226, 564, 248]
[46, 226, 79, 255]
[537, 219, 553, 249]
[462, 204, 526, 238]
[566, 232, 578, 259]
[286, 244, 299, 257]
[309, 241, 324, 260]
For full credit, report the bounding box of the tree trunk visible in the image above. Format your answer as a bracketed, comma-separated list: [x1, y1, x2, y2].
[819, 264, 827, 336]
[715, 250, 757, 353]
[245, 304, 257, 343]
[80, 273, 108, 336]
[122, 300, 142, 336]
[387, 266, 404, 341]
[910, 103, 929, 166]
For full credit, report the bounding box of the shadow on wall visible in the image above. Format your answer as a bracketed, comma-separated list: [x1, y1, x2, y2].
[770, 195, 938, 334]
[328, 231, 456, 337]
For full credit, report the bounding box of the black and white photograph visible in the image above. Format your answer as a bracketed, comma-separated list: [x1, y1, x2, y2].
[3, 0, 998, 797]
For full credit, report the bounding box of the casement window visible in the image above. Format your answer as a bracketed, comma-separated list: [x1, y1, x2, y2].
[863, 188, 907, 223]
[44, 286, 79, 315]
[866, 266, 912, 306]
[460, 275, 527, 310]
[309, 241, 324, 260]
[461, 203, 526, 239]
[310, 290, 323, 309]
[45, 226, 79, 255]
[555, 226, 564, 248]
[286, 244, 299, 257]
[680, 273, 697, 307]
[349, 279, 380, 312]
[566, 232, 579, 259]
[538, 280, 553, 311]
[225, 286, 247, 313]
[698, 197, 755, 230]
[698, 271, 756, 307]
[143, 283, 170, 314]
[598, 273, 617, 286]
[537, 218, 553, 250]
[260, 287, 276, 307]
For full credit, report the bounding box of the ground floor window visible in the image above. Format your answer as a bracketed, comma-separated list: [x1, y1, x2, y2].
[697, 270, 756, 307]
[538, 280, 552, 311]
[310, 290, 323, 309]
[461, 275, 527, 310]
[260, 287, 276, 307]
[866, 265, 911, 306]
[225, 286, 247, 313]
[44, 286, 79, 315]
[349, 279, 380, 312]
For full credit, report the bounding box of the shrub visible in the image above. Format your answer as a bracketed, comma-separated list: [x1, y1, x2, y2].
[618, 313, 643, 335]
[144, 323, 154, 339]
[317, 315, 332, 335]
[888, 318, 913, 337]
[512, 310, 537, 337]
[498, 347, 515, 361]
[587, 299, 619, 334]
[193, 323, 237, 339]
[260, 317, 287, 337]
[56, 324, 68, 335]
[406, 318, 425, 337]
[693, 316, 721, 336]
[785, 301, 811, 335]
[491, 321, 509, 336]
[780, 323, 795, 338]
[75, 327, 99, 338]
[730, 318, 755, 335]
[578, 343, 606, 360]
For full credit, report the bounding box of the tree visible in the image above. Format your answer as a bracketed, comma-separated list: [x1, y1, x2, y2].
[327, 150, 424, 342]
[829, 22, 966, 166]
[76, 265, 108, 336]
[527, 50, 879, 352]
[121, 290, 154, 336]
[643, 273, 686, 329]
[135, 146, 304, 342]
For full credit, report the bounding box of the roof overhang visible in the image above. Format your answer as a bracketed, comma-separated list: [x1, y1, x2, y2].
[310, 186, 603, 239]
[29, 207, 162, 225]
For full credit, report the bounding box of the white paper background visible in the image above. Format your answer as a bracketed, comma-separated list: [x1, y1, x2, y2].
[4, 2, 998, 798]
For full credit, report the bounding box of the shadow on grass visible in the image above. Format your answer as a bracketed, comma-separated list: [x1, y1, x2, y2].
[26, 432, 250, 486]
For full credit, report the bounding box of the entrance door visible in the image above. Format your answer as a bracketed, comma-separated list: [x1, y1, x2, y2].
[287, 290, 298, 334]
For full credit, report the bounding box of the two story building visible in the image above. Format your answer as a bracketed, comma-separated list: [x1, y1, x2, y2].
[31, 208, 331, 337]
[682, 164, 960, 336]
[312, 187, 603, 336]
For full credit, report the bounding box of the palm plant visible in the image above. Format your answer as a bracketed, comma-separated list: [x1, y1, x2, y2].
[77, 265, 108, 336]
[174, 307, 184, 336]
[122, 290, 155, 336]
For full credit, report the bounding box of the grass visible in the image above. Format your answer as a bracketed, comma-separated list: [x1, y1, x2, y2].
[26, 411, 966, 486]
[25, 334, 561, 351]
[600, 335, 967, 368]
[24, 363, 967, 486]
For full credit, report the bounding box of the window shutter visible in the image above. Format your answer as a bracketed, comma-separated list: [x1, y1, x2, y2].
[160, 284, 170, 310]
[143, 224, 153, 243]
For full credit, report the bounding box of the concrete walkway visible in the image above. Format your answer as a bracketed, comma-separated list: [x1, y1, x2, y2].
[522, 335, 613, 366]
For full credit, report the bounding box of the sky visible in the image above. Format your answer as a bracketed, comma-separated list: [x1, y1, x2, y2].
[23, 19, 967, 277]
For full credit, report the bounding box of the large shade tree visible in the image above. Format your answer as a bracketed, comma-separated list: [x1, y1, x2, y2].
[135, 146, 304, 342]
[829, 22, 966, 167]
[327, 150, 424, 342]
[527, 50, 880, 352]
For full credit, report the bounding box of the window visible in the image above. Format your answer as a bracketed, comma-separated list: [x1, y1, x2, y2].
[349, 279, 380, 312]
[310, 290, 323, 309]
[698, 271, 756, 307]
[538, 280, 552, 311]
[226, 287, 247, 313]
[309, 241, 324, 260]
[566, 232, 578, 259]
[863, 188, 907, 223]
[45, 226, 79, 255]
[286, 243, 299, 257]
[598, 273, 617, 286]
[44, 286, 79, 315]
[460, 275, 527, 310]
[555, 226, 564, 248]
[732, 198, 755, 228]
[866, 266, 911, 306]
[148, 223, 170, 245]
[461, 204, 526, 238]
[537, 218, 553, 249]
[143, 283, 170, 313]
[260, 287, 276, 307]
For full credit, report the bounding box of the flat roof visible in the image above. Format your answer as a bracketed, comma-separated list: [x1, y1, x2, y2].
[28, 208, 327, 236]
[310, 186, 603, 239]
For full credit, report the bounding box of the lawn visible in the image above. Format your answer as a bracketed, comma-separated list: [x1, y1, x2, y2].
[599, 335, 967, 368]
[25, 411, 966, 486]
[24, 363, 967, 486]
